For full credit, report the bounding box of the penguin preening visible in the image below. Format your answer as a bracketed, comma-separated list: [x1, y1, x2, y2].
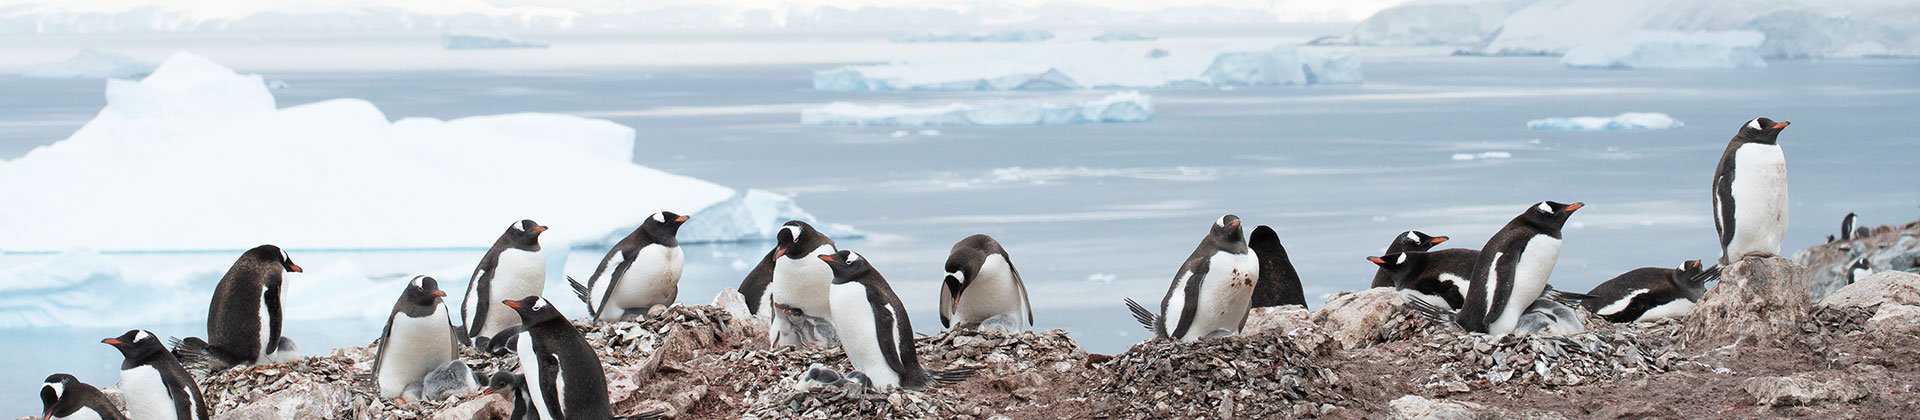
[463, 219, 549, 349]
[1713, 117, 1791, 265]
[105, 330, 209, 420]
[41, 373, 129, 420]
[503, 296, 614, 419]
[751, 221, 840, 347]
[1456, 201, 1582, 335]
[1367, 248, 1478, 310]
[1369, 231, 1448, 288]
[938, 234, 1034, 332]
[1583, 260, 1721, 323]
[1129, 214, 1261, 342]
[173, 244, 303, 371]
[571, 211, 690, 322]
[822, 250, 977, 390]
[374, 275, 461, 400]
[1249, 225, 1307, 309]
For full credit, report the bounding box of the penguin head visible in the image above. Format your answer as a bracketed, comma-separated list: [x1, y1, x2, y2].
[1366, 252, 1427, 273]
[644, 211, 691, 237]
[1209, 214, 1247, 247]
[774, 220, 832, 260]
[479, 371, 519, 396]
[820, 250, 876, 284]
[403, 275, 447, 306]
[1847, 258, 1872, 284]
[1521, 201, 1583, 233]
[101, 329, 164, 360]
[1395, 231, 1449, 252]
[502, 219, 548, 248]
[246, 244, 302, 273]
[40, 373, 79, 418]
[501, 296, 562, 325]
[1736, 117, 1789, 143]
[1678, 259, 1705, 276]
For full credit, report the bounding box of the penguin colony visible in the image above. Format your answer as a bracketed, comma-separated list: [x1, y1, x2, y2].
[35, 117, 1864, 418]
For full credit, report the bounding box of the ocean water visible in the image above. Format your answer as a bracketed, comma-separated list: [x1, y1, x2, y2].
[3, 34, 1918, 412]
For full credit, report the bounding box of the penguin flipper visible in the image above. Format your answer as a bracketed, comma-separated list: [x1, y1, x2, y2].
[1693, 264, 1724, 285]
[567, 275, 593, 314]
[1123, 298, 1157, 332]
[1542, 287, 1596, 307]
[927, 366, 981, 388]
[168, 336, 236, 371]
[1402, 297, 1463, 332]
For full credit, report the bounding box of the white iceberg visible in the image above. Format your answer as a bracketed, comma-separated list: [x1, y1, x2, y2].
[813, 45, 1361, 91]
[891, 31, 1054, 43]
[18, 49, 154, 79]
[1527, 112, 1684, 131]
[1451, 151, 1513, 161]
[662, 189, 863, 245]
[799, 92, 1153, 126]
[1339, 0, 1534, 46]
[1561, 31, 1767, 69]
[0, 52, 804, 252]
[443, 32, 548, 50]
[1477, 0, 1920, 58]
[1092, 31, 1158, 42]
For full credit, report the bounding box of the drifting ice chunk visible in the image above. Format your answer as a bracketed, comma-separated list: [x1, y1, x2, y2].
[1561, 31, 1767, 69]
[1092, 31, 1158, 42]
[669, 189, 863, 245]
[19, 49, 154, 79]
[443, 32, 548, 50]
[814, 45, 1360, 91]
[799, 92, 1153, 126]
[891, 31, 1054, 43]
[1527, 112, 1683, 131]
[1338, 0, 1529, 46]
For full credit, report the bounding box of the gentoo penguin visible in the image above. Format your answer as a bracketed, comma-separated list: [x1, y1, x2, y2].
[1151, 214, 1261, 341]
[1249, 225, 1307, 308]
[820, 250, 977, 390]
[104, 330, 208, 420]
[41, 373, 129, 420]
[1713, 117, 1791, 265]
[502, 296, 613, 419]
[173, 244, 303, 371]
[463, 219, 549, 349]
[754, 221, 840, 347]
[1841, 213, 1859, 241]
[1583, 260, 1720, 323]
[478, 372, 533, 420]
[1456, 201, 1582, 335]
[1513, 298, 1584, 336]
[1369, 231, 1449, 288]
[1847, 258, 1872, 284]
[374, 275, 460, 400]
[1367, 248, 1478, 310]
[570, 211, 690, 322]
[937, 234, 1034, 332]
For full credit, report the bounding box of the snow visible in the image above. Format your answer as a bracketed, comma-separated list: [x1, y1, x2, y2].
[0, 51, 789, 252]
[1092, 31, 1158, 42]
[443, 32, 548, 50]
[891, 31, 1053, 43]
[1339, 0, 1534, 46]
[1526, 112, 1684, 131]
[799, 91, 1153, 126]
[17, 49, 154, 79]
[1475, 0, 1920, 58]
[1561, 31, 1768, 69]
[623, 189, 863, 245]
[813, 45, 1361, 91]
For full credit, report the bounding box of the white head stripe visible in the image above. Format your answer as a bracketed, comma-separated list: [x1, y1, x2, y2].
[1404, 231, 1418, 242]
[1216, 215, 1229, 227]
[1394, 253, 1408, 264]
[1745, 119, 1761, 130]
[531, 298, 548, 311]
[411, 276, 425, 288]
[846, 252, 863, 262]
[44, 382, 64, 399]
[652, 212, 666, 223]
[781, 225, 801, 241]
[948, 270, 966, 283]
[280, 249, 291, 262]
[1536, 202, 1552, 213]
[134, 330, 150, 342]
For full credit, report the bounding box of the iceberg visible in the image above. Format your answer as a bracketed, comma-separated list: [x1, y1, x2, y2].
[18, 49, 154, 79]
[1092, 31, 1159, 42]
[890, 31, 1054, 43]
[661, 189, 864, 246]
[443, 32, 548, 50]
[799, 92, 1153, 126]
[813, 45, 1361, 91]
[1338, 0, 1536, 46]
[1526, 112, 1684, 131]
[1561, 31, 1767, 69]
[1451, 151, 1513, 161]
[1476, 0, 1920, 58]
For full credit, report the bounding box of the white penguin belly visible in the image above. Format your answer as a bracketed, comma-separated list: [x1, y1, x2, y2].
[769, 245, 837, 317]
[120, 365, 175, 420]
[598, 245, 684, 321]
[829, 282, 903, 389]
[1635, 298, 1697, 322]
[481, 249, 546, 337]
[378, 306, 455, 398]
[257, 287, 274, 361]
[951, 255, 1026, 329]
[1490, 237, 1560, 336]
[1400, 289, 1453, 311]
[1728, 144, 1789, 259]
[1172, 252, 1258, 341]
[516, 331, 561, 419]
[52, 409, 104, 420]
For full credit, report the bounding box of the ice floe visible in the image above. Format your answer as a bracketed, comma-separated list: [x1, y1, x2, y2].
[1526, 113, 1684, 131]
[800, 92, 1152, 126]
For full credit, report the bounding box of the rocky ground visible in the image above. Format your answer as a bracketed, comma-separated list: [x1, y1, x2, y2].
[37, 223, 1920, 419]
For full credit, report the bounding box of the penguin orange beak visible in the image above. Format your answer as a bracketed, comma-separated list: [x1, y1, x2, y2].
[101, 338, 122, 345]
[502, 300, 524, 309]
[775, 246, 788, 257]
[674, 215, 690, 223]
[288, 263, 303, 273]
[1228, 220, 1241, 229]
[1429, 236, 1449, 245]
[1367, 256, 1387, 264]
[432, 290, 447, 298]
[531, 226, 548, 234]
[1771, 121, 1790, 130]
[819, 255, 836, 263]
[1564, 202, 1584, 212]
[479, 388, 497, 396]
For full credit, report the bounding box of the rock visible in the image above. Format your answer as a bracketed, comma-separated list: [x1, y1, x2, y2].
[1792, 221, 1920, 300]
[211, 382, 355, 419]
[1242, 305, 1331, 355]
[1866, 304, 1920, 335]
[1742, 374, 1870, 407]
[1681, 257, 1811, 347]
[714, 287, 754, 320]
[1311, 288, 1430, 349]
[1818, 271, 1920, 309]
[1389, 395, 1487, 420]
[429, 394, 512, 420]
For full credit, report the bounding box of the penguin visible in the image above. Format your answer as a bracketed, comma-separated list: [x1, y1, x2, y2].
[1841, 213, 1858, 241]
[1366, 248, 1478, 310]
[570, 211, 690, 323]
[417, 361, 479, 401]
[820, 250, 977, 390]
[502, 296, 613, 419]
[754, 221, 840, 347]
[104, 330, 208, 420]
[1149, 214, 1261, 341]
[374, 275, 460, 400]
[463, 219, 549, 349]
[937, 234, 1034, 332]
[1847, 258, 1872, 284]
[478, 372, 533, 420]
[1368, 231, 1449, 288]
[1713, 117, 1791, 265]
[1513, 298, 1584, 336]
[1583, 260, 1721, 323]
[1247, 225, 1307, 308]
[1455, 201, 1582, 335]
[41, 373, 129, 420]
[171, 244, 303, 371]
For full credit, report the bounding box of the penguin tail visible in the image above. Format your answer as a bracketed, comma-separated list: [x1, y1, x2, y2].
[616, 408, 669, 420]
[167, 336, 235, 372]
[1402, 298, 1462, 331]
[1123, 298, 1158, 332]
[928, 366, 981, 388]
[1693, 264, 1724, 286]
[566, 276, 593, 312]
[1543, 287, 1597, 307]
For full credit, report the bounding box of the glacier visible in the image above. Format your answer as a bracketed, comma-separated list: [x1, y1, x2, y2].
[18, 49, 155, 79]
[443, 32, 549, 50]
[1561, 31, 1767, 70]
[799, 92, 1153, 126]
[890, 31, 1054, 43]
[1336, 0, 1536, 46]
[1474, 0, 1920, 58]
[1526, 113, 1684, 131]
[813, 45, 1362, 91]
[664, 189, 863, 246]
[1092, 31, 1158, 42]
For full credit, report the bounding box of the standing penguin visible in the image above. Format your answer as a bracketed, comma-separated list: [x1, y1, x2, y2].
[1369, 231, 1449, 288]
[1456, 201, 1582, 335]
[104, 330, 208, 420]
[1367, 249, 1479, 310]
[570, 211, 690, 322]
[1248, 225, 1307, 308]
[821, 250, 977, 390]
[1840, 213, 1859, 241]
[174, 244, 303, 371]
[938, 234, 1034, 332]
[41, 373, 129, 420]
[753, 221, 840, 346]
[1583, 260, 1720, 323]
[1146, 214, 1261, 341]
[374, 276, 459, 399]
[1713, 117, 1792, 265]
[502, 296, 612, 419]
[463, 219, 549, 349]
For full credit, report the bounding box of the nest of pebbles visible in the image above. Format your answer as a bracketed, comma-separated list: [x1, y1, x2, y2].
[1090, 333, 1344, 418]
[1421, 325, 1683, 389]
[197, 348, 499, 418]
[921, 328, 1084, 374]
